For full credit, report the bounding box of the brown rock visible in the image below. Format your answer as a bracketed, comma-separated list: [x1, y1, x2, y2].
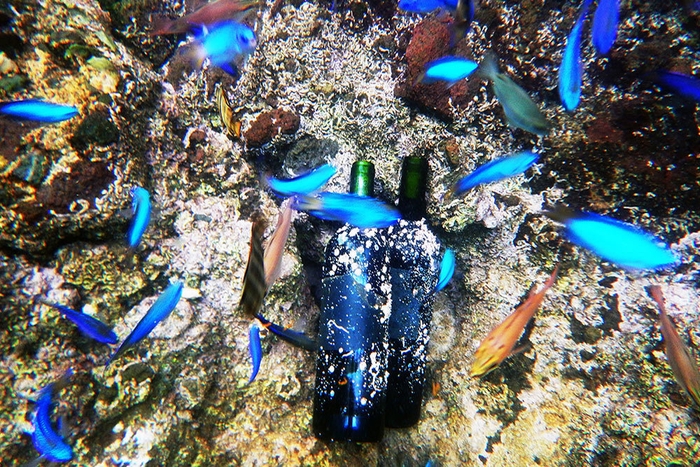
[244, 108, 301, 148]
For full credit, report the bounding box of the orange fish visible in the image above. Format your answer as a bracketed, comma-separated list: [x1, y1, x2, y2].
[471, 266, 559, 377]
[650, 285, 700, 407]
[263, 200, 293, 287]
[151, 0, 260, 36]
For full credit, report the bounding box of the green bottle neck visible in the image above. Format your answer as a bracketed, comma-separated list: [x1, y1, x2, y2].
[350, 160, 375, 197]
[398, 156, 428, 220]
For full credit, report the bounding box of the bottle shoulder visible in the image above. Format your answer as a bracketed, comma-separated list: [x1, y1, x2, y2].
[323, 225, 389, 278]
[387, 219, 441, 271]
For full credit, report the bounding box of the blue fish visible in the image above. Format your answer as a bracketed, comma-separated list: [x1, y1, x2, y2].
[436, 248, 455, 292]
[266, 164, 337, 198]
[398, 0, 456, 13]
[292, 193, 401, 229]
[107, 281, 184, 366]
[255, 313, 317, 351]
[545, 206, 679, 270]
[421, 56, 478, 86]
[592, 0, 619, 55]
[448, 151, 539, 198]
[193, 21, 256, 75]
[0, 99, 78, 123]
[30, 374, 74, 463]
[44, 302, 117, 345]
[248, 322, 262, 383]
[127, 186, 151, 249]
[654, 70, 700, 102]
[559, 0, 592, 111]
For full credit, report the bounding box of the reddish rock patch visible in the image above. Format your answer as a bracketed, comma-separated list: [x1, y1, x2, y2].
[395, 17, 474, 120]
[243, 109, 301, 148]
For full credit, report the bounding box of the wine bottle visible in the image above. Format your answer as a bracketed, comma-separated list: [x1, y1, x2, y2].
[385, 156, 442, 428]
[312, 161, 391, 442]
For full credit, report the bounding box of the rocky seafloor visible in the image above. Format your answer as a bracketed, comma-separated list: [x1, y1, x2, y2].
[1, 0, 700, 465]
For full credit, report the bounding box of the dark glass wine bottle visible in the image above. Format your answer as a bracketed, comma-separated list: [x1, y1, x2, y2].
[385, 156, 442, 428]
[312, 160, 391, 442]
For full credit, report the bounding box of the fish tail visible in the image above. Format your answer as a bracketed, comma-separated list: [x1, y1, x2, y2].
[688, 387, 700, 408]
[291, 195, 321, 212]
[649, 285, 666, 314]
[542, 204, 576, 224]
[442, 185, 458, 202]
[150, 17, 176, 36]
[543, 264, 559, 290]
[478, 52, 499, 81]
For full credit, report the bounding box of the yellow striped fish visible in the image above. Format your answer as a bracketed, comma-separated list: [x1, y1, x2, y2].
[239, 220, 266, 317]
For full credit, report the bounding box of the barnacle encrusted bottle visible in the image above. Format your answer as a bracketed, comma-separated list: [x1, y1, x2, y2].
[312, 160, 391, 442]
[385, 156, 442, 428]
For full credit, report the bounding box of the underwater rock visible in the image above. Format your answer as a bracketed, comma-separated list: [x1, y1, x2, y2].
[70, 108, 120, 150]
[243, 108, 301, 148]
[0, 0, 157, 256]
[2, 0, 700, 465]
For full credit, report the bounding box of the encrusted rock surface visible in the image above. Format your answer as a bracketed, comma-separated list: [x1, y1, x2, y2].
[1, 0, 699, 466]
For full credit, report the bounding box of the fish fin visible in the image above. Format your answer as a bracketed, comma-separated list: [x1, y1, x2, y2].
[220, 62, 239, 77]
[255, 313, 317, 351]
[21, 456, 45, 467]
[58, 415, 71, 438]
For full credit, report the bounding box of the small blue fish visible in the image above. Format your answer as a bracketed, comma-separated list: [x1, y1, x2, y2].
[421, 56, 478, 86]
[654, 70, 700, 102]
[107, 281, 184, 366]
[248, 322, 262, 383]
[193, 21, 256, 75]
[266, 164, 337, 198]
[592, 0, 619, 55]
[480, 54, 551, 135]
[559, 0, 592, 111]
[545, 206, 679, 270]
[255, 313, 317, 351]
[127, 186, 151, 249]
[292, 193, 401, 229]
[398, 0, 455, 13]
[30, 373, 74, 463]
[448, 151, 539, 198]
[44, 302, 117, 345]
[436, 248, 455, 292]
[0, 100, 78, 123]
